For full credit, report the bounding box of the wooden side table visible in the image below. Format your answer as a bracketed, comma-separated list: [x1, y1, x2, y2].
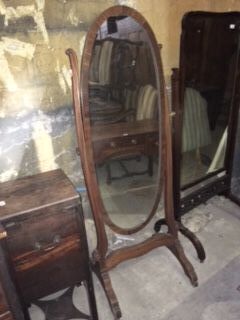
[92, 119, 159, 183]
[0, 169, 98, 320]
[92, 119, 158, 165]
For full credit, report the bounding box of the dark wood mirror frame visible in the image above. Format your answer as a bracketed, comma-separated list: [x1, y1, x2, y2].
[66, 5, 201, 319]
[172, 12, 240, 218]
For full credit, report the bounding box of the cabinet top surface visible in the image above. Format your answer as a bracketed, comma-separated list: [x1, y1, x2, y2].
[0, 169, 79, 220]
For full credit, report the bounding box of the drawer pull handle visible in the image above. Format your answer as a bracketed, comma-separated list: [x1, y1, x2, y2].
[34, 235, 61, 251]
[131, 139, 137, 144]
[44, 245, 57, 252]
[4, 221, 21, 230]
[34, 241, 42, 250]
[53, 235, 61, 243]
[110, 141, 116, 148]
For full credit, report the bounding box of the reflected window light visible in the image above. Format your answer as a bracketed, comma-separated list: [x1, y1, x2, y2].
[32, 116, 57, 172]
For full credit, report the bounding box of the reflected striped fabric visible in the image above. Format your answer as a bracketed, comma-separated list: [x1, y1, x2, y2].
[89, 44, 102, 83]
[182, 87, 211, 152]
[123, 84, 158, 121]
[98, 41, 113, 85]
[136, 84, 157, 120]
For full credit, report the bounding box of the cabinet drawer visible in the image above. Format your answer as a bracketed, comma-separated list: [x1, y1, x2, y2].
[12, 235, 86, 302]
[99, 134, 145, 150]
[3, 204, 80, 258]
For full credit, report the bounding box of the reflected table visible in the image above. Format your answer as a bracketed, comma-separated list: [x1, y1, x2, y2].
[92, 119, 159, 183]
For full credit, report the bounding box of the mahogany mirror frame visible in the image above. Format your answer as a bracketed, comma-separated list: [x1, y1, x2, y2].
[79, 6, 164, 236]
[172, 12, 240, 218]
[66, 5, 199, 319]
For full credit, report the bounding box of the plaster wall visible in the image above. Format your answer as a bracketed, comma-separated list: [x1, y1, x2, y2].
[0, 0, 117, 185]
[0, 0, 240, 186]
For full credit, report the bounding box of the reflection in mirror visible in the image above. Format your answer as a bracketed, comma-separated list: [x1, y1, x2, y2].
[180, 14, 239, 187]
[89, 16, 160, 229]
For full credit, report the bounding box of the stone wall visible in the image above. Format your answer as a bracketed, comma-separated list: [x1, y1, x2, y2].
[1, 0, 240, 186]
[0, 0, 117, 185]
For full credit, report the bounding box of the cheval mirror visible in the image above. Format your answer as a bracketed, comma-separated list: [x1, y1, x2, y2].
[66, 5, 200, 319]
[172, 12, 240, 219]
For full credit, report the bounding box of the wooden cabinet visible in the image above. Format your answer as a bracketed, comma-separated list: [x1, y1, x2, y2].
[0, 169, 98, 319]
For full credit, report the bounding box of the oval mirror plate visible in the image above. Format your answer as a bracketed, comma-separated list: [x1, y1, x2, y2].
[82, 6, 163, 232]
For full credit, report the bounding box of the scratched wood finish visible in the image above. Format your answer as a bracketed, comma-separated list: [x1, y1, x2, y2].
[13, 235, 85, 302]
[3, 205, 80, 258]
[0, 169, 79, 220]
[0, 169, 98, 320]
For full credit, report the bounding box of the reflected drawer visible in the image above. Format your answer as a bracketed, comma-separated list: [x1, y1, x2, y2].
[107, 134, 145, 148]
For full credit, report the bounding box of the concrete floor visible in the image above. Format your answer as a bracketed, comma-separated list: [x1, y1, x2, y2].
[29, 195, 240, 320]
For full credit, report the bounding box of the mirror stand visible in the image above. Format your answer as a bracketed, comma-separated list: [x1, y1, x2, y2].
[166, 67, 206, 262]
[66, 6, 199, 318]
[67, 49, 197, 319]
[172, 12, 240, 257]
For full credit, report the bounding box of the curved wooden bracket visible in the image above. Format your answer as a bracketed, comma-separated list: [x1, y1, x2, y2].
[154, 218, 206, 262]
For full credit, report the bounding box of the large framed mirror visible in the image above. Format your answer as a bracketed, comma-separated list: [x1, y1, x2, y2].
[67, 6, 199, 319]
[172, 12, 240, 216]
